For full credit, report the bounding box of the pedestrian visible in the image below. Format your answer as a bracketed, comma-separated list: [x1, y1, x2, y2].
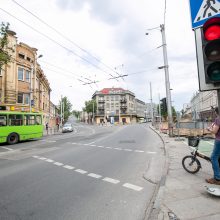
[206, 107, 220, 185]
[46, 122, 49, 135]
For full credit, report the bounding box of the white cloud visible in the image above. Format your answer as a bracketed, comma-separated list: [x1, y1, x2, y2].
[0, 0, 199, 111]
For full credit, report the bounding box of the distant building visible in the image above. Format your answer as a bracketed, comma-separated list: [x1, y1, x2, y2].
[188, 91, 217, 121]
[92, 88, 146, 124]
[0, 30, 54, 125]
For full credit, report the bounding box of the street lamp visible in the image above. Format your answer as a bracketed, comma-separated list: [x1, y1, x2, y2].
[146, 25, 173, 136]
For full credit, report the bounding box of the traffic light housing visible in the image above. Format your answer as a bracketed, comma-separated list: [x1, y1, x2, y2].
[195, 17, 220, 91]
[160, 98, 167, 113]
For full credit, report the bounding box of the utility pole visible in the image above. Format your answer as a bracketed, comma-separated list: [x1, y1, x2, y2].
[158, 93, 162, 132]
[150, 82, 154, 125]
[160, 24, 173, 136]
[60, 95, 63, 128]
[92, 101, 95, 124]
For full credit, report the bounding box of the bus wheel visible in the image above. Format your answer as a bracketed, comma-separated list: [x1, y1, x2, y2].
[7, 133, 19, 145]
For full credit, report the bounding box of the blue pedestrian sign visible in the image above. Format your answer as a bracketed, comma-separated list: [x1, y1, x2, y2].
[189, 0, 220, 29]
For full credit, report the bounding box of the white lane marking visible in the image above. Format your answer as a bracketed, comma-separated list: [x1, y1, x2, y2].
[123, 183, 143, 191]
[46, 159, 54, 162]
[72, 143, 77, 145]
[88, 141, 96, 144]
[54, 162, 64, 166]
[114, 148, 122, 150]
[63, 165, 74, 170]
[39, 157, 47, 160]
[2, 147, 13, 151]
[106, 147, 112, 149]
[90, 145, 96, 147]
[97, 146, 104, 148]
[147, 151, 156, 154]
[124, 149, 132, 152]
[83, 144, 90, 146]
[88, 173, 102, 179]
[75, 169, 87, 174]
[135, 150, 145, 153]
[47, 140, 56, 143]
[103, 177, 120, 184]
[32, 157, 144, 192]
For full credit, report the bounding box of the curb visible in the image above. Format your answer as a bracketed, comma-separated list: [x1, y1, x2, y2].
[144, 126, 170, 220]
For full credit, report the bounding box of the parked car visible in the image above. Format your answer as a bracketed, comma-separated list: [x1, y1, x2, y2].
[62, 123, 73, 133]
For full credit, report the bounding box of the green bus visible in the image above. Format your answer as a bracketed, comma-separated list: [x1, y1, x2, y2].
[0, 111, 43, 144]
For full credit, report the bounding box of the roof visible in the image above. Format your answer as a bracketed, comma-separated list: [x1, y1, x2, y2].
[100, 88, 125, 94]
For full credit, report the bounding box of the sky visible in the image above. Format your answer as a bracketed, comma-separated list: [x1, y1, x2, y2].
[0, 0, 199, 111]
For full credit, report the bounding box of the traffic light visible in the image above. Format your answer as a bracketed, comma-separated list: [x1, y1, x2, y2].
[160, 98, 167, 113]
[195, 17, 220, 90]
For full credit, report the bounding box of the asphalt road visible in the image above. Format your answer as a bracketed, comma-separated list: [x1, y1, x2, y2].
[0, 123, 165, 220]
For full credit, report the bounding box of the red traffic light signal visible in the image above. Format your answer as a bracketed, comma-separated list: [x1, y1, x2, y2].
[202, 17, 220, 84]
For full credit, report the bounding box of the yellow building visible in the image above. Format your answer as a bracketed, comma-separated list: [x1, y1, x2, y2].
[0, 30, 52, 125]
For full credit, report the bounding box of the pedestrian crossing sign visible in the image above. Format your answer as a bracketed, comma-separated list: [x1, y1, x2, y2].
[189, 0, 220, 29]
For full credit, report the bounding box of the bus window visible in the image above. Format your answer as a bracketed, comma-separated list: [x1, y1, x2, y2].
[9, 114, 23, 126]
[0, 115, 7, 126]
[36, 115, 42, 125]
[24, 115, 35, 125]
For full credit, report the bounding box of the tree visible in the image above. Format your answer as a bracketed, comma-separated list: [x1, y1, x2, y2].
[72, 110, 80, 120]
[0, 22, 12, 66]
[84, 100, 97, 114]
[84, 100, 97, 123]
[58, 96, 72, 123]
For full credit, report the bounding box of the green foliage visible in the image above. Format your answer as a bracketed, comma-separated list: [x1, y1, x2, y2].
[84, 100, 97, 113]
[58, 96, 73, 123]
[72, 110, 80, 119]
[0, 22, 11, 66]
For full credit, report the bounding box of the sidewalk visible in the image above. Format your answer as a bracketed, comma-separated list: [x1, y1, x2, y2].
[151, 131, 220, 220]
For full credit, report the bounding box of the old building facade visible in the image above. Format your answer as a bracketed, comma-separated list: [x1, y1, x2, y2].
[0, 31, 55, 125]
[92, 88, 146, 124]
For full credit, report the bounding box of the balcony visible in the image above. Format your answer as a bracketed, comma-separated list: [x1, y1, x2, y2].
[98, 106, 105, 110]
[120, 98, 127, 103]
[120, 105, 127, 109]
[98, 99, 105, 103]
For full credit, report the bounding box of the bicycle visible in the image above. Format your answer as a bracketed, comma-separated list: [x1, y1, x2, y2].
[182, 136, 220, 174]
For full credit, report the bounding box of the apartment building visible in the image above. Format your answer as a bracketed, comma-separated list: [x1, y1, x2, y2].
[92, 88, 146, 124]
[0, 30, 53, 124]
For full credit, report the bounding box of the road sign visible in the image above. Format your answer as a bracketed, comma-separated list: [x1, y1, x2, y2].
[189, 0, 220, 29]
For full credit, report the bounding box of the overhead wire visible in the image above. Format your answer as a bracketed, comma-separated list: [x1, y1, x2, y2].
[0, 7, 121, 81]
[10, 0, 123, 80]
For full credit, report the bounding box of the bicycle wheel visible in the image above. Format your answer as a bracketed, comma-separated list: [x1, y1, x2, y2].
[182, 155, 201, 174]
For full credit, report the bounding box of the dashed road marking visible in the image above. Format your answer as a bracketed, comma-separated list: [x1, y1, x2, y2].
[54, 162, 64, 166]
[39, 157, 47, 160]
[88, 173, 102, 179]
[75, 169, 87, 174]
[147, 151, 156, 154]
[71, 142, 145, 153]
[135, 150, 144, 153]
[103, 177, 120, 184]
[63, 165, 74, 170]
[32, 156, 143, 192]
[2, 147, 13, 151]
[123, 183, 143, 191]
[46, 159, 54, 162]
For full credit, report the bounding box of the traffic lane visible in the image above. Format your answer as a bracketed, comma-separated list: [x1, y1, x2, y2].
[0, 157, 154, 220]
[0, 125, 119, 152]
[92, 124, 163, 153]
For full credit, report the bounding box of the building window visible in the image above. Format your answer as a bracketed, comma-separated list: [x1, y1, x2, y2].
[18, 68, 24, 81]
[25, 70, 30, 82]
[26, 57, 31, 62]
[17, 93, 23, 103]
[24, 94, 30, 104]
[18, 53, 25, 59]
[0, 66, 2, 76]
